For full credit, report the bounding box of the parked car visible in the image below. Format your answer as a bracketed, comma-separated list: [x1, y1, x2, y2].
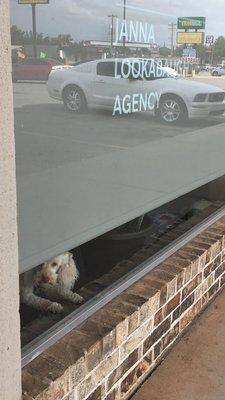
[211, 66, 225, 77]
[47, 58, 225, 124]
[202, 64, 213, 71]
[52, 60, 95, 71]
[12, 58, 62, 82]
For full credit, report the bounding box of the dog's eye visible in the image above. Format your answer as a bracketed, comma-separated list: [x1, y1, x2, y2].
[52, 262, 57, 267]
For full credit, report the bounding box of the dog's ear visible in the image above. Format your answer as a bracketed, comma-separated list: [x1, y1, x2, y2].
[60, 252, 70, 265]
[68, 252, 74, 265]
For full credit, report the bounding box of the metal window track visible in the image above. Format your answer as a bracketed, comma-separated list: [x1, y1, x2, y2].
[21, 205, 225, 367]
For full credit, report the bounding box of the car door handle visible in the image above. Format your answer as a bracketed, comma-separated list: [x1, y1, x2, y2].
[96, 79, 105, 84]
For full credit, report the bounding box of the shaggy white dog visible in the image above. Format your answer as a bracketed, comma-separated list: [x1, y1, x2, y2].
[20, 252, 84, 313]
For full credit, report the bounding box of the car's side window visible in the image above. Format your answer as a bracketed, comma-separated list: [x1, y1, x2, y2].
[97, 62, 115, 77]
[97, 61, 131, 79]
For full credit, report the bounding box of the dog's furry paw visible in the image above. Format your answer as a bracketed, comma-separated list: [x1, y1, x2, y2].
[71, 293, 84, 304]
[47, 302, 64, 314]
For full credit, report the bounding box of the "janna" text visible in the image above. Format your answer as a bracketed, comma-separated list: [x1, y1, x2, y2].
[114, 18, 155, 45]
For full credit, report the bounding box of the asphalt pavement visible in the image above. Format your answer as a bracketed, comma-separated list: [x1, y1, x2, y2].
[13, 77, 225, 178]
[193, 75, 225, 87]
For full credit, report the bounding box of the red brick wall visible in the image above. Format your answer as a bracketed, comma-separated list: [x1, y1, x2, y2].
[22, 217, 225, 400]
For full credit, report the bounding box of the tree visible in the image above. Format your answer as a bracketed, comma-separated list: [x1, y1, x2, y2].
[10, 25, 74, 47]
[213, 36, 225, 58]
[196, 44, 207, 62]
[159, 46, 171, 57]
[10, 25, 32, 45]
[53, 34, 74, 47]
[174, 46, 183, 57]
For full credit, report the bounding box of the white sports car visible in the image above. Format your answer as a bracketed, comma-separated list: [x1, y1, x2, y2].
[47, 58, 225, 124]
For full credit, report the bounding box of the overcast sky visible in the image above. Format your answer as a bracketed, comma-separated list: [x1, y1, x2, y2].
[9, 0, 225, 46]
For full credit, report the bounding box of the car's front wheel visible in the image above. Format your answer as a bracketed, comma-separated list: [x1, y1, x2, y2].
[156, 94, 187, 125]
[62, 85, 87, 113]
[212, 71, 219, 77]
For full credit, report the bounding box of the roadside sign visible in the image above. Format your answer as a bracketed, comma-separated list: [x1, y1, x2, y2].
[183, 47, 197, 58]
[177, 17, 205, 30]
[181, 57, 198, 64]
[205, 35, 214, 45]
[40, 51, 47, 58]
[177, 32, 204, 44]
[18, 0, 49, 4]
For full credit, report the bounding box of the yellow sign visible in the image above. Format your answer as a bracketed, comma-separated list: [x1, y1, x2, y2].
[177, 32, 204, 44]
[18, 0, 49, 4]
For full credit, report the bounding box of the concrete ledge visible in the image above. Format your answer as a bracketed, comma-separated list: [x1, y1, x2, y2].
[22, 216, 225, 400]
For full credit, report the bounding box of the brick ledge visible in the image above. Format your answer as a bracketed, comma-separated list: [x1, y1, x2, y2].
[22, 216, 225, 400]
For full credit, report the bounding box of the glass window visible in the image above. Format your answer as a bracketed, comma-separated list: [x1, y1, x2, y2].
[10, 0, 225, 361]
[10, 3, 225, 273]
[97, 61, 116, 76]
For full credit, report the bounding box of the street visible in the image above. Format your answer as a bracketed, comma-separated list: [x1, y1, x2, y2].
[14, 76, 225, 178]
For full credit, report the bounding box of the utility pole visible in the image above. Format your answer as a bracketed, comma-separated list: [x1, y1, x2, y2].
[210, 46, 214, 66]
[123, 0, 126, 49]
[31, 4, 37, 58]
[168, 23, 176, 57]
[19, 0, 49, 58]
[108, 14, 117, 49]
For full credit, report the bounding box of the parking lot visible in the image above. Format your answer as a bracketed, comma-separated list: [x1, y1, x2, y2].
[14, 77, 225, 270]
[14, 77, 225, 178]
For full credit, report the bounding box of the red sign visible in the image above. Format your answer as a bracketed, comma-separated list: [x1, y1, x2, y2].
[181, 57, 198, 64]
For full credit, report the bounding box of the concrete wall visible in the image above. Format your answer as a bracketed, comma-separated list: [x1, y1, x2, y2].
[0, 1, 21, 399]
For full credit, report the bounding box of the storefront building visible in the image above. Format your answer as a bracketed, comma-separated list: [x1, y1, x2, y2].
[2, 1, 225, 399]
